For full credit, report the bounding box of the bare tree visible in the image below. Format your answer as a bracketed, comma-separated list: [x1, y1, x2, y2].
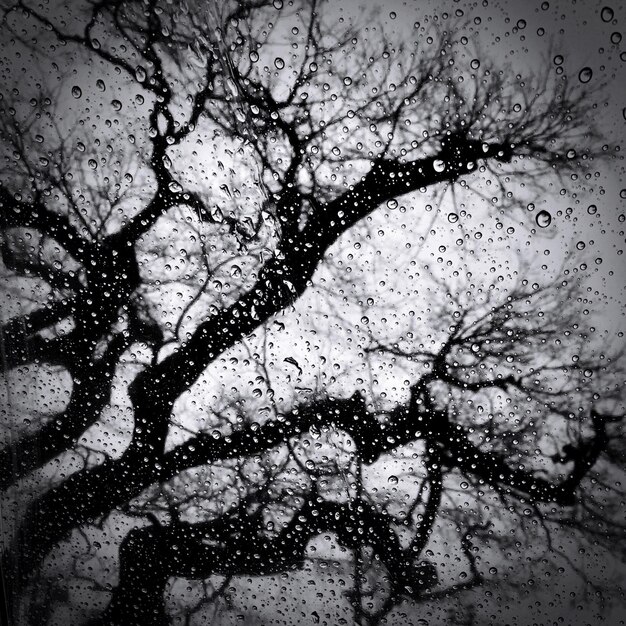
[0, 1, 623, 625]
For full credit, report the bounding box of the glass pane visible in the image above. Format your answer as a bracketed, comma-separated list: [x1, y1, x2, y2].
[1, 1, 624, 625]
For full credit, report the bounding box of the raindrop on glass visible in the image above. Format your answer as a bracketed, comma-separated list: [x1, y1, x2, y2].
[578, 67, 593, 83]
[601, 6, 614, 22]
[536, 210, 552, 228]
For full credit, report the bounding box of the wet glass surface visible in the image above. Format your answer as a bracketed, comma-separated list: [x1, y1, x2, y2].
[0, 1, 625, 625]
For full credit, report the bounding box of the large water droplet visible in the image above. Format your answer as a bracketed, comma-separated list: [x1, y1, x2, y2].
[71, 86, 82, 99]
[578, 67, 593, 83]
[535, 210, 552, 228]
[601, 6, 614, 22]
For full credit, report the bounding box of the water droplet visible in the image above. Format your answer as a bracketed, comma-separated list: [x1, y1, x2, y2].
[433, 159, 445, 172]
[470, 58, 480, 70]
[273, 0, 283, 8]
[553, 54, 564, 65]
[71, 86, 82, 99]
[611, 32, 622, 44]
[135, 66, 147, 82]
[535, 210, 552, 228]
[111, 99, 122, 111]
[601, 6, 614, 22]
[88, 159, 98, 170]
[578, 67, 593, 83]
[250, 51, 259, 63]
[343, 76, 352, 86]
[587, 204, 598, 215]
[448, 213, 459, 223]
[96, 79, 106, 92]
[388, 475, 398, 485]
[274, 57, 285, 69]
[387, 199, 398, 210]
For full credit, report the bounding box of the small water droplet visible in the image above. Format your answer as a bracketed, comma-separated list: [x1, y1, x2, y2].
[96, 79, 106, 92]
